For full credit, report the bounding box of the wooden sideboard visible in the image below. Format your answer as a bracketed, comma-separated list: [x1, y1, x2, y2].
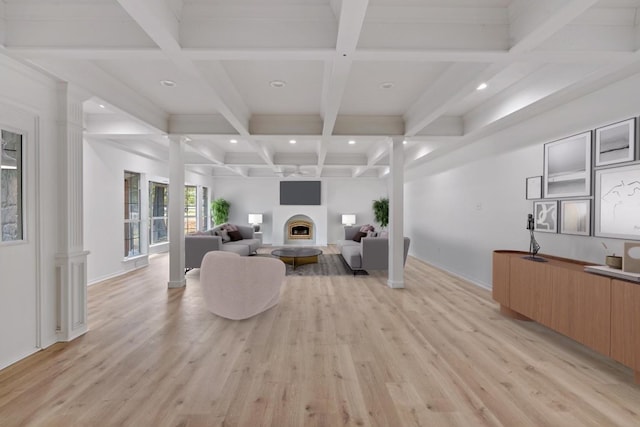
[493, 250, 640, 384]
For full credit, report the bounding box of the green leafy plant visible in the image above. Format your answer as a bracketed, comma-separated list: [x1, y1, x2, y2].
[211, 198, 230, 225]
[372, 197, 389, 229]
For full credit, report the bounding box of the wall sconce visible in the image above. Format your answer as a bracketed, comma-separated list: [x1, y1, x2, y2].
[248, 213, 263, 232]
[341, 214, 356, 226]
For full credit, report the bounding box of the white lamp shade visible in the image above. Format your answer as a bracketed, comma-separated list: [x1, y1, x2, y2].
[248, 213, 263, 224]
[341, 214, 356, 226]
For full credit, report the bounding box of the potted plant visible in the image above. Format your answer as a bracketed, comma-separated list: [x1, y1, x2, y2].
[211, 198, 230, 225]
[372, 197, 389, 229]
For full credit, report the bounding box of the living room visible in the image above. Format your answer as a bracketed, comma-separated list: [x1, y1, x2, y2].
[3, 1, 640, 424]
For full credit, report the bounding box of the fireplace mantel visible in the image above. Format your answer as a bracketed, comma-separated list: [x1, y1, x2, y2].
[272, 206, 327, 246]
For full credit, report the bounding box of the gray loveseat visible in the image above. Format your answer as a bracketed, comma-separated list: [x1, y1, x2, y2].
[185, 224, 261, 270]
[336, 225, 410, 272]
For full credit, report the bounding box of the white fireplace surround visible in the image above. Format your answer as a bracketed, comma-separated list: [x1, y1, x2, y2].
[272, 206, 327, 246]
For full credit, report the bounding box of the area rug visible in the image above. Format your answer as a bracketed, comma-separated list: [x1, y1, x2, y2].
[259, 253, 368, 276]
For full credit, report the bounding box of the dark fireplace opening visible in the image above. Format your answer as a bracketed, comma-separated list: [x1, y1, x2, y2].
[287, 219, 313, 240]
[291, 226, 310, 236]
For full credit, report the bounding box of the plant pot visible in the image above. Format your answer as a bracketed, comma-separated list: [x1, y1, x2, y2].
[605, 255, 622, 269]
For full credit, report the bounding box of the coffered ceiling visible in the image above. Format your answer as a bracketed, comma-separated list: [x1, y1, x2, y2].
[4, 0, 640, 178]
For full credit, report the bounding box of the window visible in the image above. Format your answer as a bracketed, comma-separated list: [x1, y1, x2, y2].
[200, 186, 209, 231]
[1, 129, 23, 242]
[149, 181, 168, 245]
[184, 185, 197, 234]
[124, 171, 142, 257]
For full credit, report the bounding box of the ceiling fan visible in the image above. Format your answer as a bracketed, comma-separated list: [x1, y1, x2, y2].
[276, 165, 313, 178]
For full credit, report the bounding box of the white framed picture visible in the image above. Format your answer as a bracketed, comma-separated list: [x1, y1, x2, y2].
[560, 199, 590, 236]
[543, 132, 592, 198]
[595, 118, 636, 167]
[595, 163, 640, 240]
[526, 176, 542, 199]
[534, 200, 558, 233]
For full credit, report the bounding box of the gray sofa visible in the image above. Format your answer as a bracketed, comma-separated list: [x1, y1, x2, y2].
[185, 224, 261, 270]
[336, 225, 410, 272]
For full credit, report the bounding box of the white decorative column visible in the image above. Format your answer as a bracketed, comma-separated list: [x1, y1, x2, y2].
[388, 136, 405, 289]
[55, 82, 90, 341]
[168, 135, 186, 288]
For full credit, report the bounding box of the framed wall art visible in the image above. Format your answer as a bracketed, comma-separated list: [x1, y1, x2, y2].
[594, 163, 640, 240]
[543, 132, 592, 198]
[534, 200, 558, 233]
[595, 118, 636, 167]
[560, 199, 590, 236]
[526, 176, 542, 199]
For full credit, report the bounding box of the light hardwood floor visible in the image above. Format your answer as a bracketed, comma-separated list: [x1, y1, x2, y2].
[1, 248, 639, 426]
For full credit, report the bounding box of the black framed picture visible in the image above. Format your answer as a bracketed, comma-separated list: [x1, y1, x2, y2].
[595, 118, 636, 167]
[594, 163, 640, 240]
[543, 132, 591, 198]
[560, 199, 590, 236]
[534, 200, 558, 233]
[526, 176, 542, 199]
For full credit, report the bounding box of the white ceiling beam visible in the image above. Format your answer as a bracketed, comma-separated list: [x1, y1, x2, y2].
[7, 48, 164, 60]
[186, 140, 226, 165]
[185, 48, 334, 61]
[316, 136, 330, 177]
[186, 139, 249, 177]
[321, 0, 369, 137]
[509, 0, 599, 53]
[115, 0, 180, 52]
[31, 58, 167, 132]
[115, 0, 251, 136]
[246, 140, 275, 168]
[8, 46, 635, 65]
[353, 139, 390, 177]
[0, 2, 6, 46]
[404, 63, 495, 136]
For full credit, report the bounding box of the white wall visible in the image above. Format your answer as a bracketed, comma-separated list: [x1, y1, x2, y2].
[0, 54, 61, 359]
[211, 177, 387, 244]
[405, 71, 640, 288]
[83, 139, 215, 284]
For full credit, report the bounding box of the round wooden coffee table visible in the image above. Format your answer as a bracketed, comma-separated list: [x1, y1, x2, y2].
[271, 247, 322, 269]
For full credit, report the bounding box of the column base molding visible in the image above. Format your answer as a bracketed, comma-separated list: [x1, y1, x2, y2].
[387, 279, 405, 289]
[55, 250, 90, 342]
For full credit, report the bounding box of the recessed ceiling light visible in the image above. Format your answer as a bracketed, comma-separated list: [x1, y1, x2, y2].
[160, 80, 176, 87]
[476, 82, 488, 91]
[379, 82, 394, 89]
[230, 139, 238, 144]
[403, 140, 407, 145]
[98, 104, 105, 109]
[270, 80, 286, 88]
[348, 140, 356, 145]
[289, 139, 296, 144]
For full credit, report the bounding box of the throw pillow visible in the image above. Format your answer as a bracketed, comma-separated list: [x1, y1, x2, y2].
[379, 230, 388, 239]
[359, 224, 374, 233]
[227, 230, 243, 242]
[224, 224, 239, 231]
[352, 231, 367, 242]
[215, 229, 231, 242]
[367, 230, 378, 237]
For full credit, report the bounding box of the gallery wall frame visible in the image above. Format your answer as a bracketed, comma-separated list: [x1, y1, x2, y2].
[543, 132, 592, 198]
[560, 199, 591, 236]
[534, 200, 558, 233]
[595, 118, 636, 167]
[526, 176, 542, 199]
[594, 163, 640, 240]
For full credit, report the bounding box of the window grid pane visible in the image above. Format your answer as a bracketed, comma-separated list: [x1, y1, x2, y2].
[149, 181, 168, 245]
[1, 130, 23, 242]
[124, 171, 141, 257]
[185, 185, 197, 234]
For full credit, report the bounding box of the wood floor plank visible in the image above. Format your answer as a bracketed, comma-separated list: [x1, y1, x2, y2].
[1, 248, 640, 426]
